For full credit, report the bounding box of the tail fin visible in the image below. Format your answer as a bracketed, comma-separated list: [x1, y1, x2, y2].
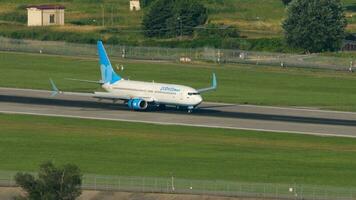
[97, 41, 121, 84]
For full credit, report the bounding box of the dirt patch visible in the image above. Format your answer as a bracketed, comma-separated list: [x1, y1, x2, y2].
[52, 25, 101, 33]
[0, 187, 25, 200]
[0, 187, 266, 200]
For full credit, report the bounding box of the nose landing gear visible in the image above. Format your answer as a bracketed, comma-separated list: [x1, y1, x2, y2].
[174, 105, 195, 113]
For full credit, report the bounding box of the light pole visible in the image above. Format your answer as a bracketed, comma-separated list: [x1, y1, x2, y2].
[177, 16, 182, 40]
[101, 4, 105, 27]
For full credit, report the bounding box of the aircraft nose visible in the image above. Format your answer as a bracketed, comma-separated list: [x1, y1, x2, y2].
[196, 95, 203, 105]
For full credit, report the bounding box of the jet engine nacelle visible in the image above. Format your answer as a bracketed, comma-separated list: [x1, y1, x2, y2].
[127, 98, 148, 110]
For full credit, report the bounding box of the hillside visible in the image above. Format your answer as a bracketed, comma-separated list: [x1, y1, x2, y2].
[0, 0, 355, 49]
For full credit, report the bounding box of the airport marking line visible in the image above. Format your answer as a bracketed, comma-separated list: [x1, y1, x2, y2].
[0, 110, 355, 139]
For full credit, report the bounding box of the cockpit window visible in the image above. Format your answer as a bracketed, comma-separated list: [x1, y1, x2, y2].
[188, 92, 200, 96]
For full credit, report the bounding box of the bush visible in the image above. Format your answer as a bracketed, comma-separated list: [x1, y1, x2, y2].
[0, 12, 27, 23]
[242, 38, 299, 52]
[69, 18, 99, 26]
[107, 36, 120, 45]
[15, 161, 82, 200]
[0, 27, 100, 44]
[195, 23, 239, 38]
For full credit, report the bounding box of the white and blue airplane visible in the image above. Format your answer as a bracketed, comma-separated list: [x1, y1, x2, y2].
[51, 41, 217, 113]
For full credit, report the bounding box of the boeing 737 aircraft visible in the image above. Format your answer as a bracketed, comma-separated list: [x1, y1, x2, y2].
[51, 41, 217, 113]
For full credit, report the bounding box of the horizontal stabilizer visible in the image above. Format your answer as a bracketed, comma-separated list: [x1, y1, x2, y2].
[65, 78, 104, 84]
[49, 78, 60, 97]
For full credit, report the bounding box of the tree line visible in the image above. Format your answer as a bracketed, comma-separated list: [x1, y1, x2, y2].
[142, 0, 348, 53]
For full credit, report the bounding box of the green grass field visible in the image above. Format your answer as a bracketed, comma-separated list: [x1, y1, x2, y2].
[1, 52, 356, 111]
[0, 113, 356, 187]
[0, 0, 354, 44]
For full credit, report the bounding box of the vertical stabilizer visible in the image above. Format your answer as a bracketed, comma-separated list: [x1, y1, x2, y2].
[97, 41, 121, 84]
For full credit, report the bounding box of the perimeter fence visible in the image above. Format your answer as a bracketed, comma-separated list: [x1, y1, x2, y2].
[0, 171, 355, 200]
[0, 37, 354, 71]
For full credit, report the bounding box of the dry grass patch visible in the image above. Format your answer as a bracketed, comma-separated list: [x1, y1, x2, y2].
[52, 25, 100, 33]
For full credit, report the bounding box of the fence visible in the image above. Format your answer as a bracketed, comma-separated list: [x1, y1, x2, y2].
[0, 171, 354, 200]
[0, 37, 354, 71]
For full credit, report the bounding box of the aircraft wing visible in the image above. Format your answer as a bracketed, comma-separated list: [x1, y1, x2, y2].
[140, 97, 155, 102]
[65, 78, 104, 84]
[197, 73, 217, 93]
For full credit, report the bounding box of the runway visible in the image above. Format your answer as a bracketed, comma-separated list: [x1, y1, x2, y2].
[1, 87, 356, 138]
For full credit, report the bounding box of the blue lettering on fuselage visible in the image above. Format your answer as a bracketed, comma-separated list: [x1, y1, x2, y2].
[160, 86, 180, 93]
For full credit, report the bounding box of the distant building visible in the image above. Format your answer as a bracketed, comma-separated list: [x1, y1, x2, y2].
[130, 0, 140, 11]
[26, 5, 65, 26]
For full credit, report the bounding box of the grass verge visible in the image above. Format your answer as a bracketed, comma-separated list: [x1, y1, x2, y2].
[1, 52, 356, 111]
[0, 113, 356, 187]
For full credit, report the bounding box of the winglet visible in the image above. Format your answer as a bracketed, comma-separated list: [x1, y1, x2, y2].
[197, 73, 217, 93]
[49, 78, 60, 97]
[212, 73, 217, 89]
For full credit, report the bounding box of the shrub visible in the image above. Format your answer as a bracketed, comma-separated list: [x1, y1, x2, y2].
[15, 161, 82, 200]
[195, 23, 239, 39]
[0, 12, 27, 23]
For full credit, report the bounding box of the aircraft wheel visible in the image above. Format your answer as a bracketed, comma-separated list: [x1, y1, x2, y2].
[158, 104, 166, 110]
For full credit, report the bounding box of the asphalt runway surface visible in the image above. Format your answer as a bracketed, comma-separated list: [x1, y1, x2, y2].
[1, 87, 356, 138]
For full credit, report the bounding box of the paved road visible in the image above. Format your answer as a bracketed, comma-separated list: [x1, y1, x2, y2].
[1, 87, 356, 137]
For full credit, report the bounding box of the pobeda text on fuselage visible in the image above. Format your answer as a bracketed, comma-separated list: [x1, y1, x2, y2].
[51, 41, 217, 113]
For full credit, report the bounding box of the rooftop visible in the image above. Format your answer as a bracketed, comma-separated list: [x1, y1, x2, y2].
[26, 5, 65, 10]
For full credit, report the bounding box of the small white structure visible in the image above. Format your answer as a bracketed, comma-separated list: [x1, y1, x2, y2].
[180, 57, 192, 63]
[26, 5, 65, 26]
[130, 0, 141, 11]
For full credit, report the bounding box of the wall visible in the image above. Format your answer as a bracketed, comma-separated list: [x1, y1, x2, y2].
[130, 1, 140, 11]
[27, 9, 64, 26]
[27, 8, 42, 26]
[42, 9, 64, 26]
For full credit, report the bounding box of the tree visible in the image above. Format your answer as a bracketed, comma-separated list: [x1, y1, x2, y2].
[140, 0, 156, 8]
[143, 0, 207, 38]
[281, 0, 293, 6]
[15, 161, 82, 200]
[166, 0, 208, 37]
[282, 0, 347, 53]
[142, 0, 174, 37]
